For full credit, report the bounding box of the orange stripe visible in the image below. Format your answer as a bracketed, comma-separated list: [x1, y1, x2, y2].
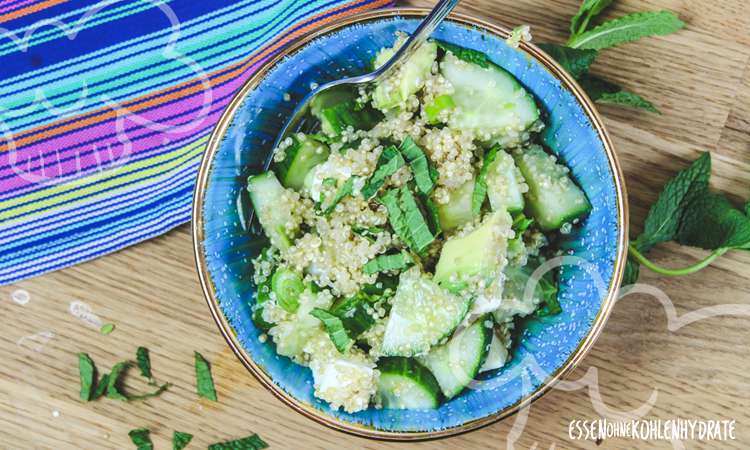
[1, 0, 391, 152]
[0, 0, 68, 25]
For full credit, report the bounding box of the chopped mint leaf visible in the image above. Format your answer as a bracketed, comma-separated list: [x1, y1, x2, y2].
[434, 39, 490, 68]
[534, 268, 561, 317]
[569, 0, 614, 37]
[363, 251, 414, 275]
[399, 137, 437, 195]
[330, 292, 382, 338]
[419, 193, 442, 237]
[399, 186, 435, 254]
[136, 347, 153, 382]
[99, 323, 115, 335]
[194, 351, 218, 402]
[677, 191, 750, 250]
[472, 146, 499, 216]
[173, 431, 194, 450]
[78, 353, 95, 402]
[91, 373, 109, 400]
[567, 10, 684, 50]
[321, 177, 355, 216]
[352, 225, 385, 242]
[310, 308, 353, 353]
[361, 145, 405, 199]
[208, 433, 269, 450]
[106, 361, 131, 401]
[128, 428, 153, 450]
[128, 382, 172, 401]
[635, 153, 711, 252]
[536, 44, 598, 79]
[379, 189, 413, 249]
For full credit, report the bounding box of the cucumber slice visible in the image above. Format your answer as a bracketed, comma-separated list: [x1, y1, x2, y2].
[434, 210, 513, 288]
[418, 316, 493, 399]
[479, 330, 509, 373]
[436, 179, 474, 231]
[487, 149, 526, 213]
[440, 51, 539, 147]
[247, 172, 296, 251]
[372, 40, 437, 110]
[376, 357, 440, 409]
[381, 269, 470, 357]
[310, 86, 381, 136]
[275, 133, 329, 191]
[514, 145, 591, 230]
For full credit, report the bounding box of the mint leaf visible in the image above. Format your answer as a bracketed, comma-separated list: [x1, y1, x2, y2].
[434, 39, 490, 68]
[322, 177, 355, 216]
[128, 428, 153, 450]
[579, 75, 659, 113]
[100, 323, 115, 335]
[136, 347, 153, 382]
[537, 44, 598, 78]
[472, 146, 499, 216]
[362, 145, 405, 199]
[194, 351, 218, 402]
[310, 308, 353, 353]
[399, 137, 437, 195]
[363, 251, 414, 275]
[622, 257, 641, 286]
[173, 431, 194, 450]
[570, 0, 614, 37]
[419, 193, 442, 237]
[399, 186, 435, 254]
[208, 434, 269, 450]
[677, 191, 750, 250]
[78, 353, 96, 402]
[636, 153, 711, 251]
[106, 361, 131, 401]
[379, 189, 412, 248]
[567, 10, 684, 50]
[745, 199, 750, 217]
[91, 373, 109, 400]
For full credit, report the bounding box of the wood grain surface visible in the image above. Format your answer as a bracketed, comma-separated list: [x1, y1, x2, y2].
[1, 1, 749, 448]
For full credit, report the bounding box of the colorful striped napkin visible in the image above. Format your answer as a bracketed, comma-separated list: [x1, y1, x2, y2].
[0, 0, 392, 285]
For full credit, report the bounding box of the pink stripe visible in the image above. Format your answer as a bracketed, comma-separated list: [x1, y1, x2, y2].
[0, 0, 36, 15]
[0, 66, 258, 192]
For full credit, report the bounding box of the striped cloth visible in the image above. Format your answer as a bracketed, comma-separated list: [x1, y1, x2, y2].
[0, 0, 392, 285]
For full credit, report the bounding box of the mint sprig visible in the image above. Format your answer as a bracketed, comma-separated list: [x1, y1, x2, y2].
[625, 152, 749, 283]
[541, 1, 684, 113]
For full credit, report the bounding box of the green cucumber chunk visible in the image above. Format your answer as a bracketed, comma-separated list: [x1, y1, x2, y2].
[247, 172, 296, 251]
[376, 357, 441, 409]
[275, 133, 329, 191]
[434, 210, 513, 288]
[487, 149, 525, 213]
[437, 179, 474, 231]
[418, 316, 493, 399]
[514, 145, 591, 230]
[271, 268, 304, 313]
[440, 50, 539, 148]
[373, 40, 437, 110]
[381, 270, 470, 357]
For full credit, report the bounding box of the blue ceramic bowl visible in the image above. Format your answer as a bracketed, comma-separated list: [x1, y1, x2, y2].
[192, 8, 627, 440]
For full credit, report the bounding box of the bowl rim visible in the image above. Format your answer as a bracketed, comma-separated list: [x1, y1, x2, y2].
[191, 7, 629, 441]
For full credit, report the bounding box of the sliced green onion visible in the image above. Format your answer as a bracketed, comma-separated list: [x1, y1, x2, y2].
[271, 268, 304, 313]
[310, 308, 353, 353]
[424, 94, 455, 124]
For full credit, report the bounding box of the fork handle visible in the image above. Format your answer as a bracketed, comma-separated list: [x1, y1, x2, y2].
[373, 0, 460, 82]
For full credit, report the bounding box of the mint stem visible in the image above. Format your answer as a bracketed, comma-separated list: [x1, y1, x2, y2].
[628, 244, 728, 276]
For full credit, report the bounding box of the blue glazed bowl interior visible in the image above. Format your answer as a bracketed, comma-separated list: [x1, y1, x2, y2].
[199, 16, 620, 434]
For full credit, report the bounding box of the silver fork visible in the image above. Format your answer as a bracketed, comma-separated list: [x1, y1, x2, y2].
[271, 0, 460, 151]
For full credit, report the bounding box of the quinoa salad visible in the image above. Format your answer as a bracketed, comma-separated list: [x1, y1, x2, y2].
[247, 34, 591, 413]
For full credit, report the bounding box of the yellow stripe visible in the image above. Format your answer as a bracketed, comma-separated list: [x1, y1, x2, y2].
[0, 136, 208, 221]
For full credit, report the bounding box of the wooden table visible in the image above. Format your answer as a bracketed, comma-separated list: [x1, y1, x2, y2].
[2, 1, 749, 448]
